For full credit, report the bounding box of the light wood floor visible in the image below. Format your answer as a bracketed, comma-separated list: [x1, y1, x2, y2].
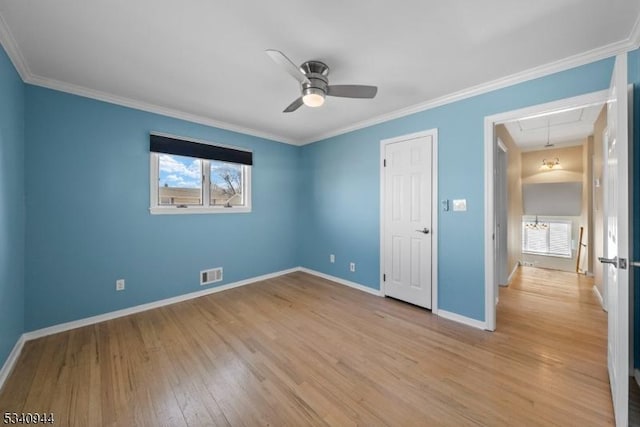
[0, 267, 613, 426]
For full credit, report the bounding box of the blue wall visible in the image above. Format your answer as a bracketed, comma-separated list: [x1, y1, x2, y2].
[299, 58, 615, 321]
[7, 49, 633, 334]
[0, 46, 25, 366]
[24, 86, 299, 330]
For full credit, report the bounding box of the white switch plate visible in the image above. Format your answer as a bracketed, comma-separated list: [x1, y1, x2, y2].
[116, 279, 125, 291]
[349, 262, 356, 272]
[452, 199, 467, 211]
[330, 254, 335, 263]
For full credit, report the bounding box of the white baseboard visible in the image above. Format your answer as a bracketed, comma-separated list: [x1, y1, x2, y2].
[592, 285, 606, 311]
[438, 309, 488, 331]
[299, 268, 491, 331]
[24, 267, 300, 341]
[298, 267, 384, 296]
[0, 334, 26, 392]
[505, 262, 520, 286]
[7, 265, 490, 389]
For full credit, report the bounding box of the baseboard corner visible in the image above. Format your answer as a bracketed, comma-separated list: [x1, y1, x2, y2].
[298, 267, 383, 297]
[592, 285, 606, 311]
[437, 309, 487, 331]
[0, 334, 26, 392]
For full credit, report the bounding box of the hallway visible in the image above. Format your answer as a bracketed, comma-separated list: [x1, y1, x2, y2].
[497, 266, 612, 423]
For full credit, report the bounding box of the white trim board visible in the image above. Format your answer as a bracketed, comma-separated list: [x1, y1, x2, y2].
[593, 285, 606, 311]
[0, 13, 638, 147]
[437, 310, 487, 331]
[27, 75, 294, 146]
[630, 14, 640, 49]
[0, 14, 293, 145]
[24, 267, 299, 341]
[2, 265, 493, 390]
[483, 89, 609, 332]
[0, 335, 26, 392]
[505, 263, 520, 286]
[299, 267, 384, 297]
[303, 38, 638, 145]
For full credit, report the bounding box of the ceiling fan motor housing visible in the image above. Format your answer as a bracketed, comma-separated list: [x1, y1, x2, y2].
[300, 60, 329, 95]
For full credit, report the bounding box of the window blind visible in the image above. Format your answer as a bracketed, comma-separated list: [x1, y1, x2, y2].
[150, 133, 253, 166]
[522, 218, 572, 258]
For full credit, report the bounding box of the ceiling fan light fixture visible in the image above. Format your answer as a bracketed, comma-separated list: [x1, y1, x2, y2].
[302, 87, 325, 107]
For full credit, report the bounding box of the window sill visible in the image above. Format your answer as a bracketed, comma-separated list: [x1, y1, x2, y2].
[522, 250, 571, 259]
[150, 206, 251, 215]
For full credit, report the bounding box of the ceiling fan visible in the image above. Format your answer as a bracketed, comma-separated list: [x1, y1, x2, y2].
[265, 49, 378, 113]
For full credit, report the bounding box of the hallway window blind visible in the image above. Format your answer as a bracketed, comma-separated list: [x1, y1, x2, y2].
[522, 218, 571, 258]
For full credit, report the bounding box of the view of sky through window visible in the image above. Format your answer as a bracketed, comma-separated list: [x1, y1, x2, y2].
[159, 154, 201, 188]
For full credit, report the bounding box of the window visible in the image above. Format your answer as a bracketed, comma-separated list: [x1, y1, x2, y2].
[522, 217, 572, 258]
[150, 133, 252, 214]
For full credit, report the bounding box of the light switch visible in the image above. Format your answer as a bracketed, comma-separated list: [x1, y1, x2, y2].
[452, 199, 467, 212]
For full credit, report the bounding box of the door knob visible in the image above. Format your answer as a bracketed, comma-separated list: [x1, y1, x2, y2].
[416, 228, 430, 234]
[599, 256, 618, 265]
[598, 256, 627, 269]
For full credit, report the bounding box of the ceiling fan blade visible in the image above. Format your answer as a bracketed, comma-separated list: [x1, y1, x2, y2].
[327, 85, 377, 99]
[265, 49, 310, 85]
[283, 97, 304, 113]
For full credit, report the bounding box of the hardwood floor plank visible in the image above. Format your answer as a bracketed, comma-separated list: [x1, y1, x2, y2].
[0, 267, 614, 426]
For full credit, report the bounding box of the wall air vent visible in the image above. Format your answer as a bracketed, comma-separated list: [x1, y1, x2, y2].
[200, 267, 223, 285]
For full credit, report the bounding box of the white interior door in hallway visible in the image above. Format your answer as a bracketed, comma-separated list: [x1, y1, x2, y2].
[382, 132, 435, 309]
[598, 53, 630, 427]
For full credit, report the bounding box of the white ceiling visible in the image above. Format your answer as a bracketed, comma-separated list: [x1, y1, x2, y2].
[0, 1, 638, 145]
[503, 103, 604, 151]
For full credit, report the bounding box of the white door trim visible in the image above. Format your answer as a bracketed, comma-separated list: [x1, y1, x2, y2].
[483, 89, 609, 331]
[380, 129, 439, 313]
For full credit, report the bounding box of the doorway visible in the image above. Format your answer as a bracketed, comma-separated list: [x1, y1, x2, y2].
[484, 89, 609, 328]
[485, 53, 632, 426]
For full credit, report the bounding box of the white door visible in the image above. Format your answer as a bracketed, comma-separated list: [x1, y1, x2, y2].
[383, 135, 433, 308]
[599, 53, 629, 427]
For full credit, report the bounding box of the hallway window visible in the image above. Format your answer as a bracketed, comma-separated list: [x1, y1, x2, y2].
[522, 218, 572, 258]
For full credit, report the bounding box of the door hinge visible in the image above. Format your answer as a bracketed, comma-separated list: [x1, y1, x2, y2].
[383, 159, 386, 167]
[383, 274, 386, 282]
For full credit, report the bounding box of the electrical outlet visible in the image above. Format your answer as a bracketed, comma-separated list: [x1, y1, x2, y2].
[349, 262, 356, 272]
[116, 279, 125, 291]
[330, 254, 335, 263]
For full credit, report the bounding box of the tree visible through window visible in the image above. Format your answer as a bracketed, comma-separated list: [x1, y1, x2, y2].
[210, 161, 244, 207]
[152, 153, 250, 212]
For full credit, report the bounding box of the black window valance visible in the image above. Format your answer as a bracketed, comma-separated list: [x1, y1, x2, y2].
[150, 133, 253, 166]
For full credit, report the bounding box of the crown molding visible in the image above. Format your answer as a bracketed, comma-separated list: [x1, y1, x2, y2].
[0, 13, 29, 80]
[629, 14, 640, 49]
[2, 8, 639, 147]
[0, 15, 296, 145]
[25, 75, 295, 145]
[301, 37, 637, 145]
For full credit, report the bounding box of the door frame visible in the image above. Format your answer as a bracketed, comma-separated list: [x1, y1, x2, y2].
[483, 90, 609, 331]
[495, 137, 508, 303]
[380, 129, 439, 313]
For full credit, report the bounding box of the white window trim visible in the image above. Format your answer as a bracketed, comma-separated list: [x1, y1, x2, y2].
[149, 152, 252, 215]
[521, 217, 572, 258]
